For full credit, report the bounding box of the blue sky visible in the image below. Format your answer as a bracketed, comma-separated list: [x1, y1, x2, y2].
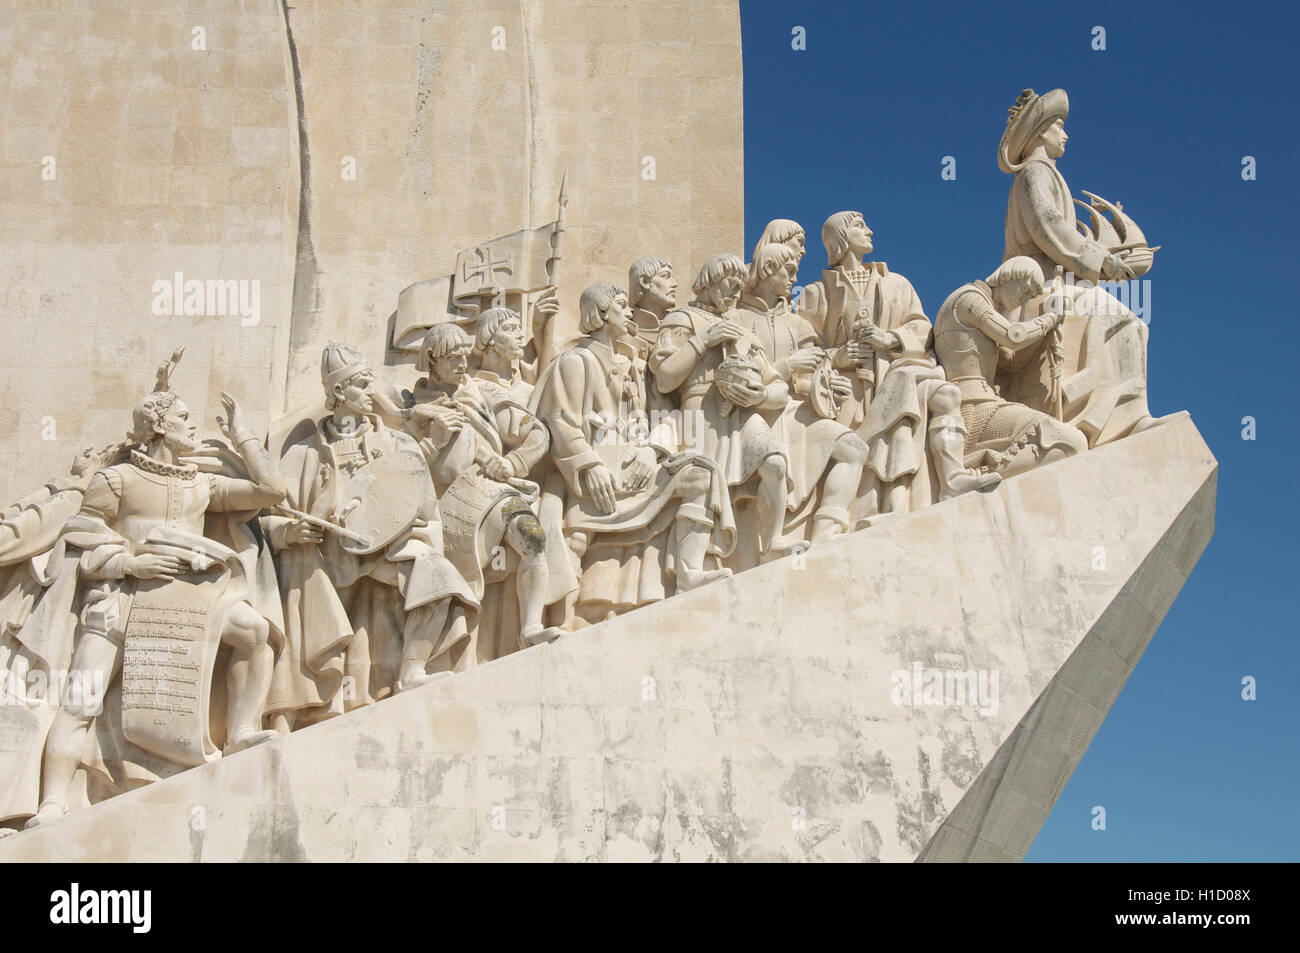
[739, 0, 1300, 860]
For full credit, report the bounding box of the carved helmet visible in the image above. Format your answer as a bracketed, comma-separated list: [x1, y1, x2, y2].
[998, 88, 1069, 173]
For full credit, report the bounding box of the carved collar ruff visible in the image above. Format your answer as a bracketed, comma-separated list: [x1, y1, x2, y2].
[129, 449, 198, 479]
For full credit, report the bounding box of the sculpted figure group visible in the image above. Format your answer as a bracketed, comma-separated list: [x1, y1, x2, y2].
[0, 88, 1168, 831]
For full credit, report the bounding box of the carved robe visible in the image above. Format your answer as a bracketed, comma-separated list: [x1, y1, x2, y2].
[404, 374, 577, 661]
[735, 293, 854, 523]
[1002, 157, 1154, 446]
[530, 338, 735, 617]
[264, 416, 478, 719]
[797, 262, 946, 516]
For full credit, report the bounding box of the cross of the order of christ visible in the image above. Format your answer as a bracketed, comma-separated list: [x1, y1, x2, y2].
[463, 245, 514, 287]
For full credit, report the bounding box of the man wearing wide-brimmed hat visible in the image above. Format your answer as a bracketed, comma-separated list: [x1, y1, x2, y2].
[1000, 88, 1133, 283]
[996, 88, 1163, 447]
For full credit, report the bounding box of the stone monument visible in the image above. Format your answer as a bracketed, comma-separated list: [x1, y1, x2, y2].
[0, 1, 1212, 863]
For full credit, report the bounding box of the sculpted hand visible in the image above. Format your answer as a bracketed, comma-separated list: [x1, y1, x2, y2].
[701, 320, 743, 349]
[582, 464, 618, 515]
[414, 403, 467, 446]
[285, 520, 324, 547]
[216, 392, 245, 441]
[71, 445, 112, 478]
[127, 553, 186, 579]
[534, 286, 560, 326]
[785, 349, 823, 376]
[829, 373, 854, 400]
[623, 448, 657, 492]
[484, 454, 514, 482]
[1101, 253, 1134, 282]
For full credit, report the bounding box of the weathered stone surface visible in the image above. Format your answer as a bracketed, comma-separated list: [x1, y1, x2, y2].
[0, 0, 744, 498]
[0, 413, 1215, 861]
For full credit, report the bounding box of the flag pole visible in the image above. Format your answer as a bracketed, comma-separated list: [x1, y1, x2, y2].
[538, 170, 568, 371]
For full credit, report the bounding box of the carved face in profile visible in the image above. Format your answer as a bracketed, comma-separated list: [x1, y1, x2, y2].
[600, 292, 635, 340]
[785, 231, 805, 263]
[155, 398, 200, 453]
[846, 216, 873, 256]
[334, 368, 375, 416]
[641, 266, 678, 312]
[1039, 118, 1068, 159]
[430, 347, 470, 388]
[489, 313, 525, 362]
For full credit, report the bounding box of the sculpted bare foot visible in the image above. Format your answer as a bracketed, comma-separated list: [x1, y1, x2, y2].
[224, 727, 279, 755]
[518, 625, 563, 650]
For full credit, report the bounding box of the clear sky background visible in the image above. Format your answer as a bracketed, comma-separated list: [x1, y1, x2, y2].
[739, 0, 1299, 860]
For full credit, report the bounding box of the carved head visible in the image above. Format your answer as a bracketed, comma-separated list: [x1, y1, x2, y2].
[691, 252, 747, 314]
[753, 219, 805, 265]
[747, 242, 800, 300]
[985, 257, 1045, 311]
[822, 211, 873, 263]
[475, 307, 525, 363]
[578, 282, 633, 338]
[998, 88, 1069, 173]
[420, 323, 473, 388]
[321, 342, 375, 415]
[628, 257, 677, 314]
[128, 391, 199, 453]
[1037, 118, 1068, 159]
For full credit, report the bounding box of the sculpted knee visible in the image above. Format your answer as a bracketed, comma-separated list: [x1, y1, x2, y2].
[676, 463, 712, 496]
[836, 432, 870, 465]
[759, 453, 787, 483]
[222, 602, 269, 649]
[508, 511, 547, 557]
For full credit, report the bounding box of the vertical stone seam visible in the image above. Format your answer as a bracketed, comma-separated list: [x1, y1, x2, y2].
[519, 0, 538, 226]
[279, 0, 320, 412]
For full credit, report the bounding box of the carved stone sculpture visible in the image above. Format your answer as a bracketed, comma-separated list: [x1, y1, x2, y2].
[998, 87, 1162, 445]
[27, 358, 285, 828]
[736, 242, 867, 549]
[650, 252, 790, 563]
[627, 257, 678, 360]
[933, 258, 1089, 475]
[263, 345, 479, 728]
[530, 282, 733, 622]
[402, 323, 574, 654]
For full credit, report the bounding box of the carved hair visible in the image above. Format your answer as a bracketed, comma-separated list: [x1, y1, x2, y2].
[821, 210, 865, 263]
[578, 282, 626, 334]
[985, 256, 1045, 291]
[128, 391, 181, 445]
[692, 252, 747, 297]
[627, 257, 672, 308]
[420, 323, 473, 368]
[752, 219, 805, 261]
[474, 307, 520, 353]
[746, 242, 800, 292]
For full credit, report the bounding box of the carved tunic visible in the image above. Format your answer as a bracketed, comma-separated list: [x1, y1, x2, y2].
[264, 416, 478, 714]
[650, 305, 785, 490]
[735, 294, 853, 513]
